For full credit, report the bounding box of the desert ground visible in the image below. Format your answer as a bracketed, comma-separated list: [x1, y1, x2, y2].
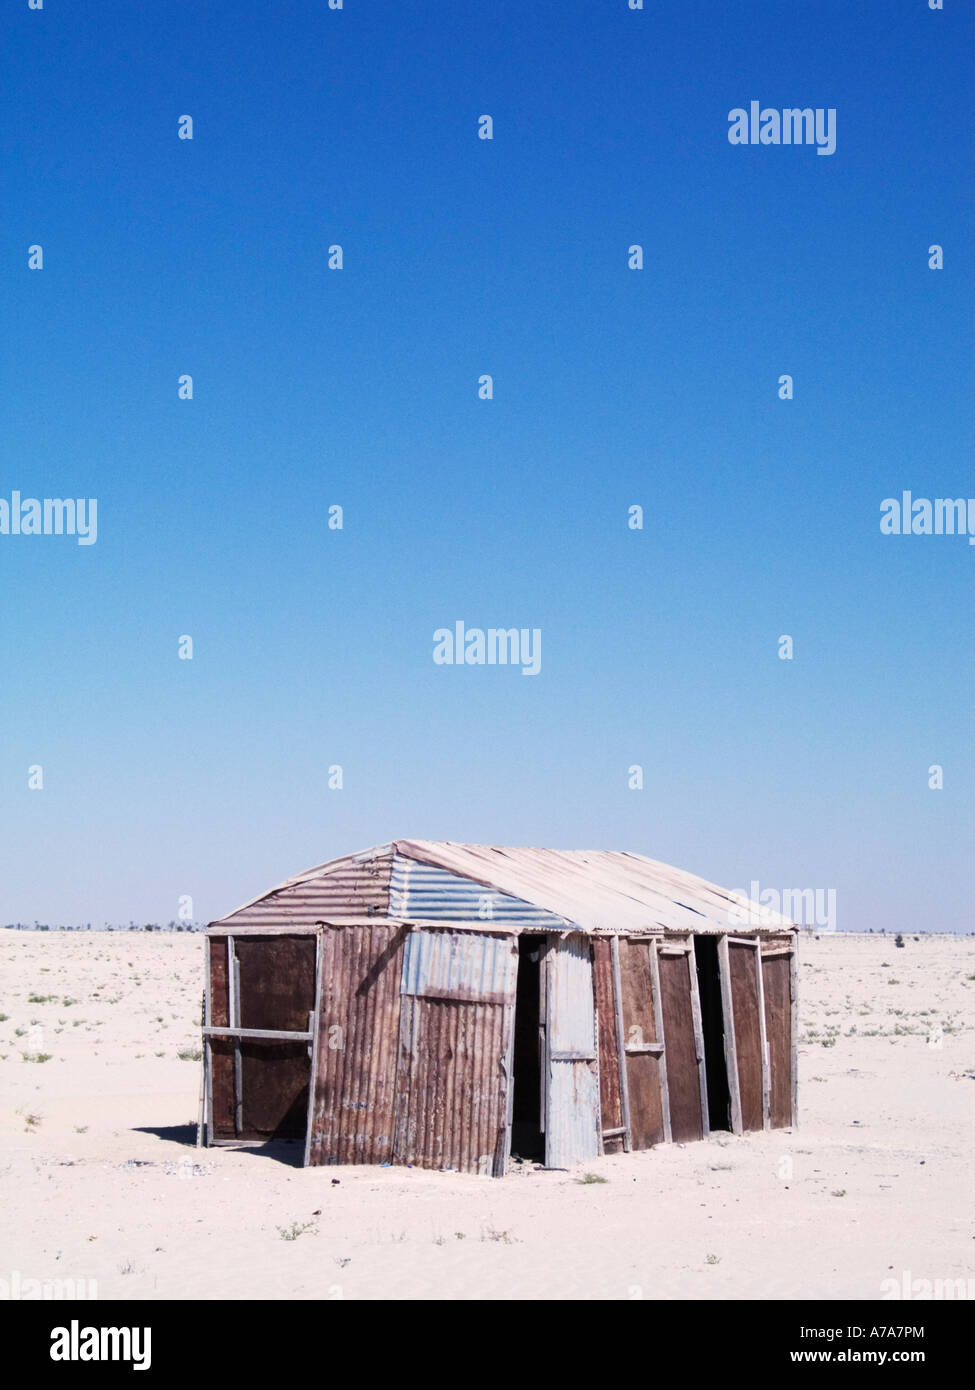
[0, 928, 972, 1301]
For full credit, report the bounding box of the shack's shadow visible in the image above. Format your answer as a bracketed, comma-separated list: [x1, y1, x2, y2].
[132, 1125, 304, 1167]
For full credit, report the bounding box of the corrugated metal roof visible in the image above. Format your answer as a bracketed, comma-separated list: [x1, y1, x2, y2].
[210, 844, 393, 929]
[393, 841, 797, 935]
[209, 838, 796, 936]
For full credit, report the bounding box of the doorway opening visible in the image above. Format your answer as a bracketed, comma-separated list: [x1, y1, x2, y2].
[694, 936, 731, 1132]
[510, 936, 544, 1161]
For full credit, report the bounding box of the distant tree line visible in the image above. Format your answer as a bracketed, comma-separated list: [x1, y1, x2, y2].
[2, 921, 205, 932]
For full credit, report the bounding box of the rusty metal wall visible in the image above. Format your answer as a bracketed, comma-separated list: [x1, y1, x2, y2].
[309, 923, 407, 1166]
[618, 939, 665, 1150]
[393, 996, 513, 1175]
[762, 952, 794, 1128]
[728, 942, 764, 1133]
[593, 938, 624, 1149]
[235, 935, 316, 1031]
[658, 951, 704, 1143]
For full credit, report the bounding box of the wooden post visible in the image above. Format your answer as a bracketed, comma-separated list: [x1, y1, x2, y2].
[717, 935, 743, 1135]
[754, 941, 771, 1131]
[227, 936, 242, 1137]
[538, 938, 549, 1139]
[303, 927, 324, 1168]
[648, 941, 672, 1143]
[688, 937, 711, 1136]
[610, 936, 632, 1152]
[790, 942, 799, 1127]
[392, 993, 417, 1166]
[497, 938, 519, 1175]
[198, 935, 212, 1148]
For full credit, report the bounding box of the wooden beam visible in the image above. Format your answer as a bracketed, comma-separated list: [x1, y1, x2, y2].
[610, 937, 632, 1152]
[623, 1042, 664, 1055]
[648, 942, 672, 1143]
[303, 928, 323, 1168]
[198, 934, 211, 1149]
[790, 943, 799, 1128]
[717, 935, 743, 1135]
[203, 1025, 314, 1042]
[538, 939, 549, 1139]
[392, 994, 416, 1165]
[688, 937, 711, 1136]
[226, 937, 242, 1137]
[754, 941, 771, 1132]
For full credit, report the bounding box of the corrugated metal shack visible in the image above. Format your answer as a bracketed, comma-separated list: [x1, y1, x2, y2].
[199, 840, 798, 1175]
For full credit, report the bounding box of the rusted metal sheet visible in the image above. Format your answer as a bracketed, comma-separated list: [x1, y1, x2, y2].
[727, 942, 764, 1132]
[762, 952, 794, 1128]
[390, 855, 559, 927]
[393, 997, 513, 1175]
[235, 935, 316, 1031]
[207, 936, 234, 1139]
[545, 934, 600, 1167]
[724, 942, 763, 1131]
[208, 935, 230, 1025]
[618, 939, 665, 1150]
[400, 928, 518, 1003]
[658, 950, 704, 1143]
[593, 939, 624, 1150]
[212, 846, 393, 929]
[309, 923, 407, 1166]
[239, 1041, 309, 1139]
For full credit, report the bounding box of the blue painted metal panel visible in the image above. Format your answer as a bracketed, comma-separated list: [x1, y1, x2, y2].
[390, 854, 569, 928]
[400, 929, 518, 1002]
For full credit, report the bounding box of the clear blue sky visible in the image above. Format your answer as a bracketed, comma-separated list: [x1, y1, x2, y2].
[2, 1, 972, 931]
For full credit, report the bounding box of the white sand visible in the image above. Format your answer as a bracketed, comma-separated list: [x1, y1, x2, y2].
[0, 928, 972, 1300]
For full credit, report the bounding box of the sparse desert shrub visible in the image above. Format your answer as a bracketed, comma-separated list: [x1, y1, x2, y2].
[27, 993, 56, 1003]
[278, 1221, 316, 1241]
[575, 1172, 607, 1184]
[22, 1052, 52, 1063]
[894, 934, 905, 949]
[705, 1253, 721, 1265]
[177, 1048, 202, 1061]
[481, 1226, 514, 1244]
